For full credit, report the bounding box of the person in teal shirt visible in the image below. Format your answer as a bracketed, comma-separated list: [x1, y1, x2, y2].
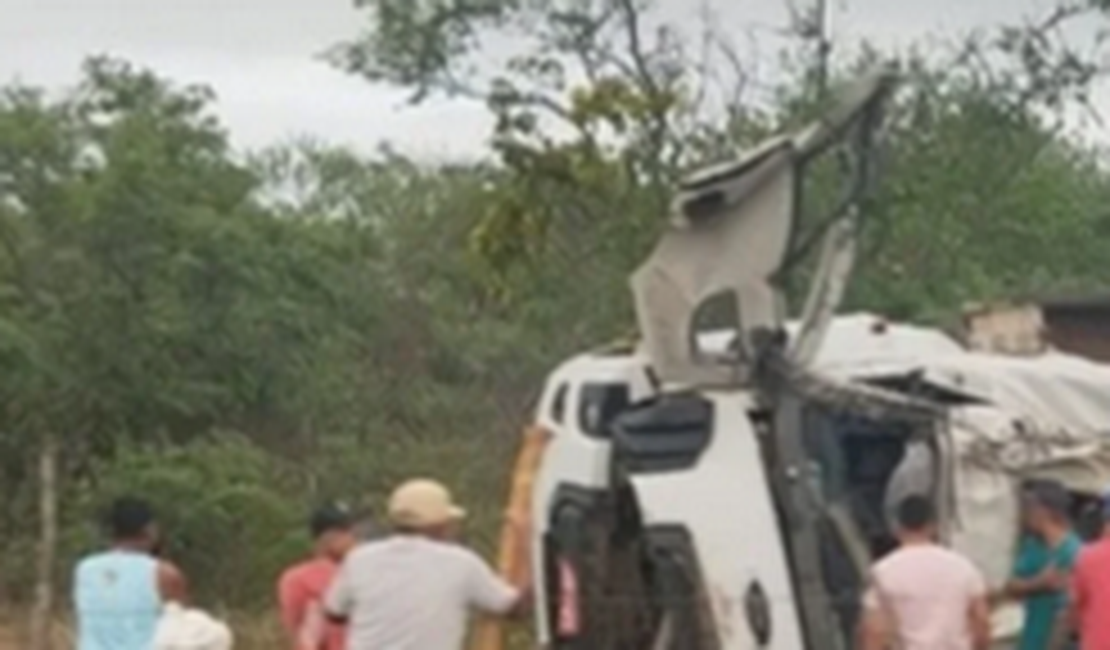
[999, 481, 1083, 650]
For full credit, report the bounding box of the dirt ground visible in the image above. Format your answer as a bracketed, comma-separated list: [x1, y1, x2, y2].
[0, 624, 17, 650]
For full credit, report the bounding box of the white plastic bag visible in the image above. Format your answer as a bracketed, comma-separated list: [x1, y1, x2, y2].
[151, 602, 234, 650]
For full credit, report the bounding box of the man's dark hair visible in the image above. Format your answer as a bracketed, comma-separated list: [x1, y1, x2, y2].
[310, 503, 354, 539]
[106, 497, 156, 540]
[1027, 480, 1072, 520]
[1021, 479, 1055, 495]
[896, 494, 936, 531]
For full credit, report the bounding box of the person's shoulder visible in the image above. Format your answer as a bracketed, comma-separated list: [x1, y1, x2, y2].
[875, 544, 976, 571]
[417, 539, 489, 570]
[942, 547, 983, 574]
[1079, 539, 1110, 566]
[157, 559, 185, 580]
[76, 551, 104, 566]
[915, 544, 977, 567]
[336, 543, 375, 566]
[870, 549, 902, 573]
[76, 551, 155, 572]
[74, 552, 105, 575]
[1076, 543, 1095, 568]
[873, 544, 931, 566]
[355, 536, 487, 565]
[1016, 535, 1047, 558]
[157, 559, 186, 582]
[278, 559, 316, 585]
[343, 538, 403, 565]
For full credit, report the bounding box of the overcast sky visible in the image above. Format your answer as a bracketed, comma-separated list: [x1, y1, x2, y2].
[0, 0, 1104, 159]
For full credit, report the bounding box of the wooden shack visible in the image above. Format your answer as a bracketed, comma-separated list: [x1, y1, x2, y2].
[964, 296, 1110, 362]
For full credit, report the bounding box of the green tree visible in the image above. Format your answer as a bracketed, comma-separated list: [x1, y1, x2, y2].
[335, 0, 1110, 324]
[0, 58, 387, 638]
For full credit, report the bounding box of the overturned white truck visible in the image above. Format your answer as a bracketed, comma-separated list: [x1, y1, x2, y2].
[475, 71, 1110, 650]
[523, 314, 1110, 650]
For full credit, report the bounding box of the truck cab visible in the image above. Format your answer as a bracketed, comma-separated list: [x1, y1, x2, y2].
[516, 71, 907, 650]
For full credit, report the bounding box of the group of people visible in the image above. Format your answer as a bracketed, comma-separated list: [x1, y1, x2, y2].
[72, 475, 1110, 650]
[74, 478, 530, 650]
[277, 478, 531, 650]
[861, 480, 1110, 650]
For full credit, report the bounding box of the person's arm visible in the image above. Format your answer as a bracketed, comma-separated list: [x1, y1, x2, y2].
[1000, 538, 1057, 600]
[1048, 603, 1075, 650]
[959, 563, 992, 650]
[157, 560, 188, 604]
[1047, 547, 1086, 650]
[1050, 563, 1087, 650]
[465, 550, 528, 618]
[967, 592, 992, 650]
[1070, 554, 1088, 631]
[1005, 564, 1068, 598]
[508, 513, 534, 603]
[859, 585, 891, 650]
[1047, 571, 1079, 650]
[323, 559, 354, 625]
[1022, 541, 1078, 600]
[278, 571, 308, 645]
[1005, 563, 1070, 598]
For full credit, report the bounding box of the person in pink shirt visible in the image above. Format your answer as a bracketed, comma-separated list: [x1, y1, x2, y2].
[860, 495, 992, 650]
[1058, 491, 1110, 650]
[278, 504, 360, 650]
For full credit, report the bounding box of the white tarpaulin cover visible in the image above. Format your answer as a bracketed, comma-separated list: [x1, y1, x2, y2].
[698, 313, 1110, 637]
[805, 317, 1110, 638]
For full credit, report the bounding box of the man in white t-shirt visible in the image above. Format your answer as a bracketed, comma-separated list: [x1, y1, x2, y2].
[860, 494, 991, 650]
[324, 478, 531, 650]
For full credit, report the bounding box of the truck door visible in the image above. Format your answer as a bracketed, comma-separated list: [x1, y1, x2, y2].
[613, 391, 805, 650]
[531, 357, 654, 645]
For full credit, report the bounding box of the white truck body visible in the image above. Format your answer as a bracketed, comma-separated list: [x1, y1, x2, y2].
[529, 315, 1110, 649]
[515, 71, 1110, 650]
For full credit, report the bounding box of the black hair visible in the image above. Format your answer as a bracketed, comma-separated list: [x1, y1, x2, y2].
[896, 494, 936, 531]
[107, 497, 156, 540]
[1026, 480, 1072, 520]
[1021, 478, 1055, 494]
[310, 503, 354, 539]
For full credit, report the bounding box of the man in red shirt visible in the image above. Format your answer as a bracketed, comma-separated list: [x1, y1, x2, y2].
[278, 504, 359, 650]
[1060, 491, 1110, 650]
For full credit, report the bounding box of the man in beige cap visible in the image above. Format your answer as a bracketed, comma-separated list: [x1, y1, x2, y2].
[324, 478, 531, 650]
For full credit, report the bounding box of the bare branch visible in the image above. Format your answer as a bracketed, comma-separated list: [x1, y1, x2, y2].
[613, 0, 660, 97]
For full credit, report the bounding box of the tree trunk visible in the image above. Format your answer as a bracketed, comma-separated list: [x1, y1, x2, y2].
[28, 435, 58, 650]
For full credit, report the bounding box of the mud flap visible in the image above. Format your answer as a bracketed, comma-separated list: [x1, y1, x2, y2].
[542, 488, 613, 649]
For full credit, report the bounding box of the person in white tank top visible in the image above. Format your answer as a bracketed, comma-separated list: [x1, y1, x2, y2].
[860, 495, 991, 650]
[74, 497, 189, 650]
